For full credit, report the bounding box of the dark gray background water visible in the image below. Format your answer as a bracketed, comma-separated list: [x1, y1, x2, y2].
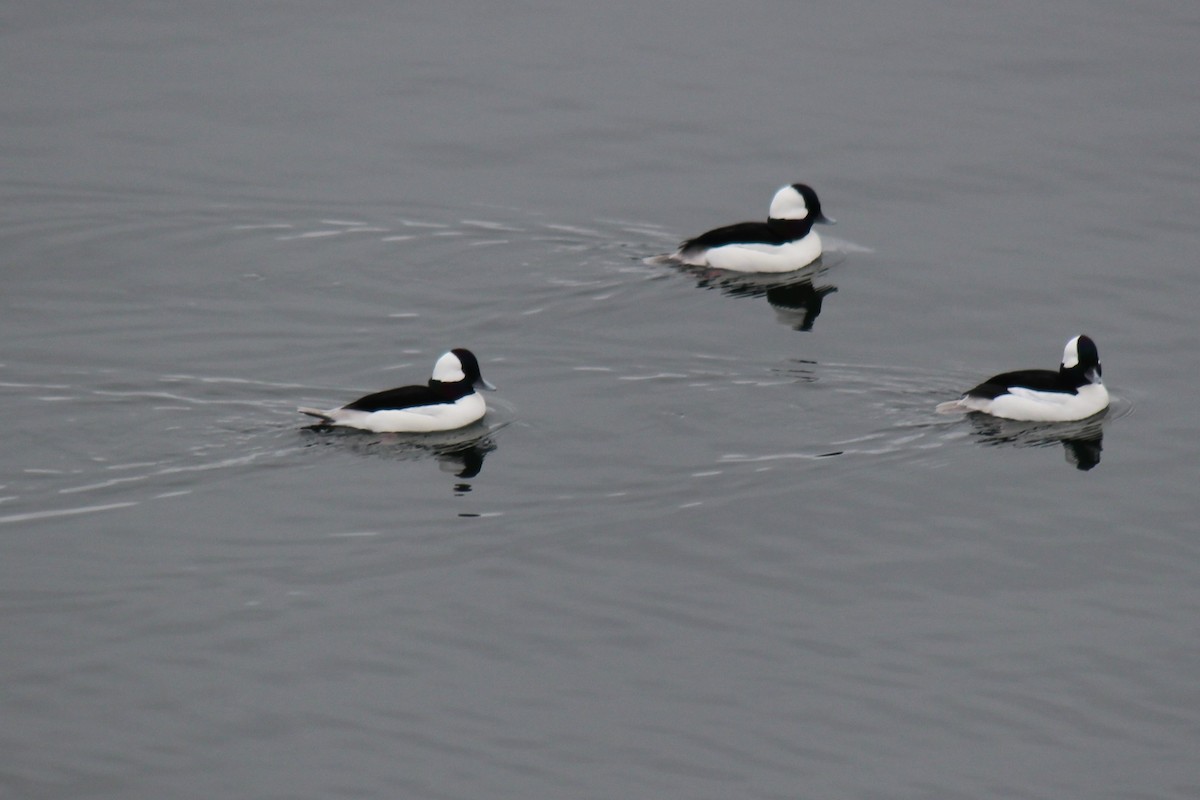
[3, 2, 1198, 798]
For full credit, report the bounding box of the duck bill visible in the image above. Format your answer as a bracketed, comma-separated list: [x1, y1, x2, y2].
[476, 377, 498, 392]
[816, 212, 835, 225]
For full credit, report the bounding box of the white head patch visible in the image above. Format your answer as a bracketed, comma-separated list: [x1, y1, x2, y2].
[1061, 336, 1081, 369]
[768, 185, 809, 220]
[431, 351, 466, 382]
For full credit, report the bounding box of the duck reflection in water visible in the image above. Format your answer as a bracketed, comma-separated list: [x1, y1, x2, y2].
[302, 425, 498, 480]
[965, 413, 1106, 471]
[687, 262, 838, 332]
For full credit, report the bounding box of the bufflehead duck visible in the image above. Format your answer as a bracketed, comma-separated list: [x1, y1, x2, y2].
[936, 335, 1109, 422]
[299, 348, 496, 433]
[658, 183, 835, 273]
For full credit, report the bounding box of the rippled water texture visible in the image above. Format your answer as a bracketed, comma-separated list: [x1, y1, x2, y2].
[3, 2, 1199, 799]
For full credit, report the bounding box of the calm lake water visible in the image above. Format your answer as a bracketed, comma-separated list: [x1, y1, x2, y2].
[3, 2, 1199, 799]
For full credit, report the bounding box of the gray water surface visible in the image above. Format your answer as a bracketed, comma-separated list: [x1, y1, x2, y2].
[3, 3, 1199, 799]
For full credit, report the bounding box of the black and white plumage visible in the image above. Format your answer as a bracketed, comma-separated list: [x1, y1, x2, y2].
[654, 183, 835, 273]
[299, 348, 496, 433]
[937, 335, 1109, 422]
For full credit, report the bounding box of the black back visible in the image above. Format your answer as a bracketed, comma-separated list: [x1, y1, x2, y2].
[343, 381, 471, 412]
[682, 217, 815, 251]
[965, 369, 1071, 400]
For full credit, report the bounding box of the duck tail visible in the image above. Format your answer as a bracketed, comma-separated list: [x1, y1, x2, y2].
[298, 406, 335, 423]
[643, 252, 680, 266]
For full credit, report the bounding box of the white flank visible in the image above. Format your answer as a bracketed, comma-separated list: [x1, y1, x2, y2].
[687, 232, 823, 273]
[943, 383, 1109, 422]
